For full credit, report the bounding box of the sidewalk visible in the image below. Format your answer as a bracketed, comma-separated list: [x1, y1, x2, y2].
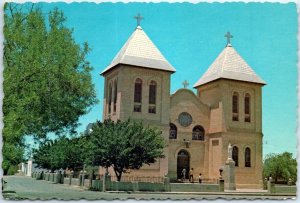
[107, 190, 295, 197]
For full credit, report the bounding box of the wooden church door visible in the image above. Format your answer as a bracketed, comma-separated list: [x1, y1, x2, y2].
[177, 150, 190, 180]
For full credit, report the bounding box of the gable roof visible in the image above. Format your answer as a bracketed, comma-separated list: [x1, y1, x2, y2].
[101, 26, 176, 75]
[193, 44, 266, 87]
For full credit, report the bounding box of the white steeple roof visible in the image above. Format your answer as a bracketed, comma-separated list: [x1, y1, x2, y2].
[101, 26, 176, 75]
[194, 44, 266, 87]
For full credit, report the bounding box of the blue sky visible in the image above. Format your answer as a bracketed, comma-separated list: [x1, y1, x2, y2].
[24, 2, 297, 158]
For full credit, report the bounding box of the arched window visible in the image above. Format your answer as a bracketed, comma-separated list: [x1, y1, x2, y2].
[232, 92, 239, 121]
[233, 146, 239, 166]
[113, 80, 117, 112]
[245, 147, 251, 167]
[169, 123, 177, 139]
[148, 80, 157, 114]
[134, 78, 142, 112]
[192, 125, 205, 141]
[108, 83, 112, 114]
[244, 93, 250, 122]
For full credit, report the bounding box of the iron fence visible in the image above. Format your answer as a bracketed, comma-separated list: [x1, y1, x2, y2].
[110, 176, 164, 183]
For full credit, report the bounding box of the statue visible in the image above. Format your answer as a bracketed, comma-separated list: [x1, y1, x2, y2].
[228, 143, 233, 159]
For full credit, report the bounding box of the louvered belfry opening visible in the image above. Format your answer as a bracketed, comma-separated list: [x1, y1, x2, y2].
[134, 78, 142, 112]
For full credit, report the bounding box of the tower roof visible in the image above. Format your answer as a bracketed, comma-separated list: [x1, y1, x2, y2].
[193, 44, 266, 87]
[101, 26, 176, 75]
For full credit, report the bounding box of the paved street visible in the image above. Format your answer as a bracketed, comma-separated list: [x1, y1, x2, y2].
[2, 176, 296, 200]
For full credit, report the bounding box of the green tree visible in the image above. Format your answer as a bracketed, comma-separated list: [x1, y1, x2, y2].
[2, 143, 25, 175]
[3, 3, 97, 174]
[263, 152, 297, 183]
[86, 119, 166, 181]
[33, 136, 87, 171]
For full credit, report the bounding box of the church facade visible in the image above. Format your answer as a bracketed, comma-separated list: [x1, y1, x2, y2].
[100, 24, 266, 189]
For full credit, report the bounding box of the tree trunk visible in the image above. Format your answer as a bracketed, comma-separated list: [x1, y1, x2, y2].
[116, 172, 122, 182]
[113, 168, 123, 182]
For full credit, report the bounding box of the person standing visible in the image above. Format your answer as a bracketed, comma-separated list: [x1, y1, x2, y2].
[189, 168, 194, 183]
[182, 168, 186, 182]
[198, 173, 202, 183]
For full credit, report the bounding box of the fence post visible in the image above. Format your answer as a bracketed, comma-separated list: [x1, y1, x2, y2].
[79, 170, 83, 186]
[62, 170, 65, 184]
[267, 177, 275, 194]
[133, 182, 139, 192]
[164, 175, 171, 192]
[55, 171, 59, 184]
[36, 172, 41, 180]
[82, 170, 86, 187]
[89, 170, 94, 189]
[263, 178, 268, 190]
[103, 173, 111, 192]
[102, 174, 106, 192]
[58, 171, 62, 184]
[69, 170, 73, 185]
[288, 178, 292, 186]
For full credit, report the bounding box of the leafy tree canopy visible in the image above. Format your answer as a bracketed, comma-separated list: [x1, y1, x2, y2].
[263, 152, 297, 184]
[33, 136, 86, 172]
[3, 3, 97, 174]
[85, 119, 166, 181]
[32, 119, 166, 179]
[2, 143, 25, 174]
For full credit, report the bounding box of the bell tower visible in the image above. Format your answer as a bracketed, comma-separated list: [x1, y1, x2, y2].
[193, 32, 266, 188]
[100, 14, 176, 177]
[101, 15, 175, 125]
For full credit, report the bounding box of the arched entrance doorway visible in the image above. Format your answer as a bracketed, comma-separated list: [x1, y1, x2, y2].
[177, 149, 190, 180]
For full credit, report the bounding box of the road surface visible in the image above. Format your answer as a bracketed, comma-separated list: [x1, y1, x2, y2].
[2, 176, 296, 200]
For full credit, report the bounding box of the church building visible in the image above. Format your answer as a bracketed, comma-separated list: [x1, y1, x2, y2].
[100, 18, 266, 189]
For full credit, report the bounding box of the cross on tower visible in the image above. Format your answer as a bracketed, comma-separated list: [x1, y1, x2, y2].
[224, 31, 233, 45]
[134, 13, 144, 26]
[182, 80, 189, 89]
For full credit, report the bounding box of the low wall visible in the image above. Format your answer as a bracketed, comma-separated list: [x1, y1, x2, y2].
[50, 174, 54, 182]
[274, 185, 297, 194]
[91, 180, 221, 193]
[139, 182, 165, 192]
[53, 174, 58, 183]
[64, 177, 70, 185]
[267, 180, 296, 194]
[31, 172, 65, 184]
[31, 172, 223, 193]
[91, 180, 167, 192]
[71, 178, 80, 186]
[84, 179, 90, 187]
[92, 180, 103, 191]
[170, 183, 220, 192]
[110, 181, 134, 191]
